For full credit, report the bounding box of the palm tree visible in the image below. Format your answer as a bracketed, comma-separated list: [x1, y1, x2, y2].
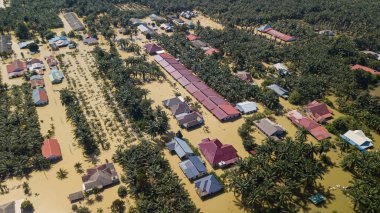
[56, 168, 68, 180]
[74, 162, 83, 174]
[295, 127, 308, 143]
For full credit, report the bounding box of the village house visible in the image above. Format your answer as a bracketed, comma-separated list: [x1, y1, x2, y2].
[166, 137, 194, 159]
[0, 34, 12, 55]
[267, 84, 289, 99]
[18, 40, 34, 49]
[205, 48, 220, 56]
[273, 63, 289, 76]
[46, 56, 58, 68]
[258, 25, 296, 42]
[143, 43, 164, 55]
[129, 18, 146, 26]
[82, 163, 119, 192]
[49, 36, 70, 49]
[235, 71, 254, 83]
[287, 110, 331, 141]
[176, 111, 204, 129]
[6, 60, 27, 78]
[254, 118, 285, 140]
[179, 156, 207, 181]
[340, 130, 373, 151]
[160, 23, 173, 32]
[30, 75, 45, 88]
[49, 69, 64, 84]
[83, 37, 99, 46]
[27, 58, 45, 71]
[149, 14, 165, 22]
[186, 34, 199, 41]
[194, 174, 223, 198]
[64, 12, 85, 31]
[198, 138, 238, 168]
[235, 101, 258, 114]
[32, 88, 48, 106]
[68, 191, 85, 204]
[137, 24, 155, 36]
[41, 139, 62, 161]
[0, 199, 24, 213]
[181, 11, 196, 19]
[305, 100, 333, 123]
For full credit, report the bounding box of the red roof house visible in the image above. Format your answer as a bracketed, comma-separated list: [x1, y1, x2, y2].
[211, 107, 228, 121]
[198, 138, 238, 168]
[305, 101, 333, 123]
[205, 48, 220, 55]
[219, 104, 240, 118]
[351, 64, 380, 75]
[41, 139, 62, 161]
[186, 34, 199, 41]
[6, 60, 27, 78]
[159, 53, 175, 60]
[286, 110, 331, 141]
[143, 44, 163, 55]
[46, 56, 58, 68]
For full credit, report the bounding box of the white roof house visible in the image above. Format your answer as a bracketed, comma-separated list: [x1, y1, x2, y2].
[235, 101, 258, 114]
[273, 63, 289, 75]
[341, 130, 373, 151]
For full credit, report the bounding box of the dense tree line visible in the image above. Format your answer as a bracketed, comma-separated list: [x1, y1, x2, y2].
[341, 151, 380, 212]
[60, 89, 100, 156]
[122, 0, 380, 51]
[0, 82, 50, 180]
[114, 140, 199, 212]
[158, 32, 281, 108]
[224, 138, 329, 212]
[93, 46, 169, 136]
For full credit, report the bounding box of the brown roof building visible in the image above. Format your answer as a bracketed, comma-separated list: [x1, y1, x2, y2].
[82, 163, 119, 191]
[6, 60, 27, 78]
[305, 101, 333, 123]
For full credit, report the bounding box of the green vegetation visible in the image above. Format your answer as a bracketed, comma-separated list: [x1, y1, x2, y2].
[117, 185, 128, 198]
[56, 168, 68, 180]
[0, 81, 49, 180]
[93, 46, 168, 136]
[60, 89, 100, 156]
[110, 199, 126, 213]
[341, 151, 380, 212]
[114, 141, 199, 212]
[21, 200, 34, 213]
[224, 138, 329, 212]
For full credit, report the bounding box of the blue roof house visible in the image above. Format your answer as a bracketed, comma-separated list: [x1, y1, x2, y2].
[166, 137, 194, 159]
[49, 69, 64, 84]
[32, 88, 48, 106]
[267, 84, 289, 99]
[179, 156, 207, 180]
[194, 174, 223, 198]
[48, 36, 69, 47]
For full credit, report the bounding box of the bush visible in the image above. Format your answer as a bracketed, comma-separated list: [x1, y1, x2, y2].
[117, 186, 128, 198]
[21, 200, 34, 213]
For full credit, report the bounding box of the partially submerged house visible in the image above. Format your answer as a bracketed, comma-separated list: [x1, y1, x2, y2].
[48, 36, 70, 48]
[149, 14, 165, 22]
[163, 96, 185, 108]
[64, 12, 85, 31]
[198, 138, 238, 168]
[32, 88, 48, 106]
[18, 40, 34, 49]
[351, 64, 380, 75]
[254, 118, 285, 140]
[181, 11, 196, 19]
[41, 139, 62, 161]
[176, 111, 204, 129]
[49, 69, 64, 84]
[287, 110, 331, 141]
[6, 60, 27, 78]
[0, 199, 24, 213]
[194, 174, 223, 198]
[186, 34, 199, 41]
[0, 35, 12, 54]
[160, 23, 173, 32]
[205, 48, 220, 56]
[137, 24, 155, 36]
[83, 37, 99, 46]
[179, 156, 207, 180]
[258, 25, 296, 42]
[235, 101, 258, 114]
[68, 191, 85, 203]
[30, 75, 45, 88]
[143, 43, 164, 55]
[46, 56, 58, 68]
[166, 137, 194, 159]
[273, 63, 289, 76]
[236, 71, 253, 83]
[129, 18, 146, 26]
[27, 58, 45, 71]
[267, 84, 289, 99]
[191, 40, 209, 49]
[305, 101, 333, 123]
[340, 130, 373, 151]
[82, 163, 119, 191]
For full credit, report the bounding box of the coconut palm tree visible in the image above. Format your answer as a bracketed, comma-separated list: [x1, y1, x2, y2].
[56, 168, 68, 180]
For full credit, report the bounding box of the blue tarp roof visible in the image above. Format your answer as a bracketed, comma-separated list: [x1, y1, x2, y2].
[179, 156, 207, 180]
[166, 137, 194, 159]
[194, 175, 223, 197]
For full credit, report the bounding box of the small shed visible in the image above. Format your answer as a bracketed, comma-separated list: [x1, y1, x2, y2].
[309, 193, 326, 205]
